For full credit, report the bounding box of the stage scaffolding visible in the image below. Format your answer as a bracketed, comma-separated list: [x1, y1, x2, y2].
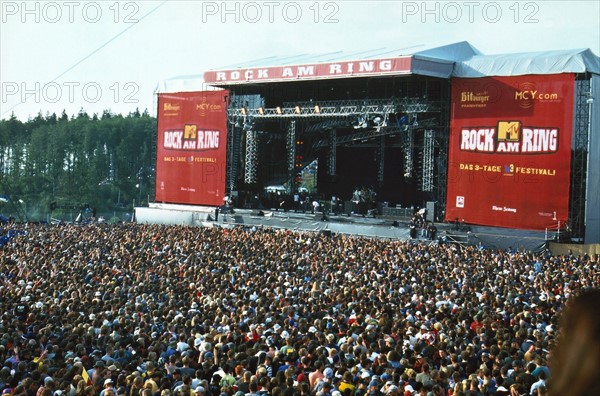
[244, 128, 258, 184]
[225, 95, 449, 216]
[421, 130, 435, 192]
[570, 77, 592, 240]
[327, 129, 337, 178]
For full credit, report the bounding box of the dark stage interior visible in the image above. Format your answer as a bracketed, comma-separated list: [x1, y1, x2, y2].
[220, 74, 450, 215]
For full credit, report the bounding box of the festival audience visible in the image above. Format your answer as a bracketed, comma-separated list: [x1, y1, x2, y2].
[0, 222, 598, 396]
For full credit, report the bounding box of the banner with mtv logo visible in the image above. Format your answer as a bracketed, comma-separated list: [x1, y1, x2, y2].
[446, 74, 574, 230]
[155, 90, 228, 206]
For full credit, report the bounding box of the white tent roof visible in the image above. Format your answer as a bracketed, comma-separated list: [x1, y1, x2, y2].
[156, 42, 600, 93]
[414, 41, 482, 61]
[453, 48, 600, 77]
[155, 74, 225, 94]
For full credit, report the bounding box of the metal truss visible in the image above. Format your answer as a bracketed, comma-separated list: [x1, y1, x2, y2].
[570, 78, 591, 239]
[313, 119, 436, 150]
[305, 119, 350, 133]
[402, 128, 414, 179]
[377, 135, 385, 184]
[435, 92, 451, 221]
[421, 129, 435, 192]
[286, 121, 296, 193]
[244, 129, 258, 184]
[226, 125, 241, 194]
[283, 98, 433, 113]
[227, 97, 434, 120]
[328, 130, 337, 177]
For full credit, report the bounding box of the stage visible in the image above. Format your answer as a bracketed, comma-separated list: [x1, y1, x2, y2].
[153, 42, 599, 244]
[135, 203, 550, 252]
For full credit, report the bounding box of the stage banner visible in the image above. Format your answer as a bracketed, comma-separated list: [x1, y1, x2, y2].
[155, 90, 228, 206]
[204, 57, 412, 84]
[446, 74, 574, 230]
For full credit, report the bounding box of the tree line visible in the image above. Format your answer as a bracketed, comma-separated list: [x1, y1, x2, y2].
[0, 109, 156, 222]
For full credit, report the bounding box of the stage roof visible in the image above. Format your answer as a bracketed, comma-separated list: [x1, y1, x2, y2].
[156, 42, 599, 93]
[454, 48, 600, 77]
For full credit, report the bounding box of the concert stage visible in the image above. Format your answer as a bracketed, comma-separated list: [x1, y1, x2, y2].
[152, 41, 599, 244]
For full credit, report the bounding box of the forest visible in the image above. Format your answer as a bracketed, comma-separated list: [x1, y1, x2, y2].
[0, 109, 156, 222]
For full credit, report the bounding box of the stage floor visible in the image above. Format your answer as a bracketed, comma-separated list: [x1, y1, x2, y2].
[135, 203, 550, 251]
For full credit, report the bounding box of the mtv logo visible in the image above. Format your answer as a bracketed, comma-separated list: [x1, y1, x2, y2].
[184, 124, 197, 139]
[456, 196, 465, 208]
[497, 121, 521, 142]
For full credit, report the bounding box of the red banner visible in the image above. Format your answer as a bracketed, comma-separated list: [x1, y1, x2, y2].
[155, 90, 228, 206]
[446, 74, 574, 230]
[204, 57, 412, 84]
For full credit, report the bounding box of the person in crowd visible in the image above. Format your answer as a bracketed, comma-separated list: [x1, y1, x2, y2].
[549, 288, 600, 396]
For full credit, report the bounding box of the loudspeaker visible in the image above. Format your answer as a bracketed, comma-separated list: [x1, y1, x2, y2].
[426, 201, 435, 222]
[392, 220, 399, 227]
[344, 200, 354, 214]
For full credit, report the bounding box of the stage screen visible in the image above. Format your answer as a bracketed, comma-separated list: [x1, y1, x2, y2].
[155, 90, 228, 206]
[446, 74, 574, 230]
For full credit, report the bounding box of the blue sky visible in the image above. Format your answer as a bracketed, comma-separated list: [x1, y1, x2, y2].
[1, 0, 599, 120]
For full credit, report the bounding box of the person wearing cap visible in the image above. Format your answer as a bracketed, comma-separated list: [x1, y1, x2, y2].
[364, 377, 383, 396]
[317, 381, 334, 396]
[385, 384, 399, 396]
[87, 360, 105, 388]
[99, 378, 117, 396]
[314, 367, 334, 394]
[170, 369, 184, 391]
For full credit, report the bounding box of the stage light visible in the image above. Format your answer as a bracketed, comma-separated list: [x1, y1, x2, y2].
[352, 115, 367, 129]
[295, 106, 301, 114]
[314, 105, 321, 114]
[276, 106, 282, 114]
[240, 107, 247, 116]
[258, 107, 264, 115]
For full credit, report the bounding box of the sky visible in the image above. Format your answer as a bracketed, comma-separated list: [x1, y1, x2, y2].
[1, 0, 599, 121]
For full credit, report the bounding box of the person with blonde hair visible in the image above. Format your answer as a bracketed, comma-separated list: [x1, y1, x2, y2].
[550, 288, 600, 396]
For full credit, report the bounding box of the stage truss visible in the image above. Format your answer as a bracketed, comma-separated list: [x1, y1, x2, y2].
[570, 77, 592, 240]
[226, 95, 449, 216]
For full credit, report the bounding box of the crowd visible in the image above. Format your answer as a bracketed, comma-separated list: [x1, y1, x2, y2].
[0, 222, 598, 396]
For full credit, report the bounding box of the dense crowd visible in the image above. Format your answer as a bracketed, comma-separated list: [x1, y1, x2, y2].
[0, 223, 598, 396]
